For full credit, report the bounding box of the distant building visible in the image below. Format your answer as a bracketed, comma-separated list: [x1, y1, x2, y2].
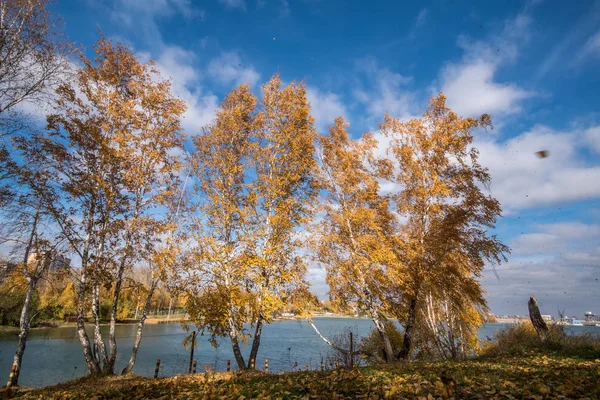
[1, 253, 70, 283]
[280, 312, 295, 317]
[541, 315, 552, 321]
[27, 252, 71, 270]
[584, 311, 598, 322]
[0, 261, 16, 283]
[565, 317, 584, 326]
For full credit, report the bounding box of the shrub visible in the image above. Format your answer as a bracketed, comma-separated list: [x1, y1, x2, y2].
[100, 302, 112, 321]
[481, 321, 600, 359]
[0, 269, 40, 327]
[359, 322, 404, 364]
[325, 327, 363, 368]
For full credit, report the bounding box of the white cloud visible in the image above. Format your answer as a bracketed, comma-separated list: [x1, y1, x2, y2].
[538, 2, 600, 78]
[585, 126, 600, 153]
[406, 8, 429, 40]
[11, 60, 79, 123]
[483, 221, 600, 316]
[307, 265, 329, 299]
[477, 125, 600, 211]
[181, 94, 219, 134]
[219, 0, 247, 11]
[483, 257, 599, 316]
[562, 249, 600, 267]
[511, 233, 563, 256]
[543, 222, 600, 238]
[415, 8, 428, 27]
[279, 0, 290, 17]
[207, 52, 260, 87]
[354, 58, 415, 122]
[149, 46, 218, 133]
[454, 13, 531, 68]
[109, 0, 204, 45]
[439, 13, 535, 117]
[153, 46, 199, 85]
[306, 87, 347, 132]
[583, 30, 600, 54]
[511, 222, 600, 256]
[577, 30, 600, 61]
[371, 113, 600, 216]
[355, 109, 600, 216]
[114, 0, 201, 19]
[441, 61, 532, 117]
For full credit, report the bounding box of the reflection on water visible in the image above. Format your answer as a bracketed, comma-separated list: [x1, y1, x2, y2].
[1, 319, 598, 388]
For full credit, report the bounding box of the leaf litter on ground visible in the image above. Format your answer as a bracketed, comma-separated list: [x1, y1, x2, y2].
[4, 354, 600, 399]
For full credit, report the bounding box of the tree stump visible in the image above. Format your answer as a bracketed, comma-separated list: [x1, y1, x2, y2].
[528, 296, 549, 340]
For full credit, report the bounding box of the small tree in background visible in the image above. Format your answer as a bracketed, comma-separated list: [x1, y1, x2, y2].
[0, 194, 67, 386]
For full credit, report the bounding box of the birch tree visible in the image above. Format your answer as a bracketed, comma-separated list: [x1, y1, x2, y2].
[0, 0, 74, 212]
[313, 117, 399, 362]
[379, 94, 509, 360]
[1, 191, 66, 386]
[184, 84, 257, 369]
[0, 0, 73, 117]
[8, 229, 65, 385]
[1, 131, 69, 385]
[183, 76, 317, 370]
[247, 75, 317, 366]
[13, 37, 185, 375]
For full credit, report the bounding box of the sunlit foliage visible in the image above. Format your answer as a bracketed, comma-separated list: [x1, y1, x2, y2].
[380, 94, 509, 359]
[179, 75, 318, 369]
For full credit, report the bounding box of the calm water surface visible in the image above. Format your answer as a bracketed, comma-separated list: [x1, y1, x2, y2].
[1, 319, 598, 387]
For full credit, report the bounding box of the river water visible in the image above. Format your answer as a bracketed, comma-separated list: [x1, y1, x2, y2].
[1, 319, 598, 387]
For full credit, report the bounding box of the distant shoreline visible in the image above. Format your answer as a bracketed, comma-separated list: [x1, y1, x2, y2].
[494, 318, 600, 326]
[277, 314, 369, 320]
[0, 316, 191, 334]
[494, 318, 528, 324]
[3, 315, 597, 335]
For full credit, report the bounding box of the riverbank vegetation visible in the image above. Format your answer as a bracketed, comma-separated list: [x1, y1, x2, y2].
[481, 321, 600, 360]
[0, 264, 187, 328]
[6, 353, 599, 399]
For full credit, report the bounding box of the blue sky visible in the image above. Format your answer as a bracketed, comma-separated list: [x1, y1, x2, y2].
[51, 0, 600, 317]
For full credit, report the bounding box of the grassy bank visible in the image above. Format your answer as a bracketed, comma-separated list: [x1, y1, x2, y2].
[481, 321, 600, 360]
[4, 353, 599, 399]
[0, 326, 20, 334]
